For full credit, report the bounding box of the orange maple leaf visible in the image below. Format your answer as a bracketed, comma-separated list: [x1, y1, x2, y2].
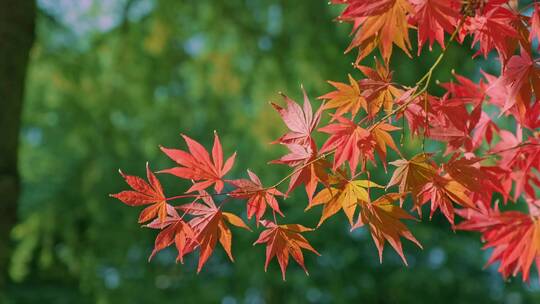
[418, 175, 475, 224]
[356, 60, 402, 117]
[387, 153, 437, 205]
[353, 193, 422, 265]
[371, 123, 401, 166]
[178, 192, 250, 272]
[339, 0, 413, 63]
[319, 74, 366, 118]
[443, 154, 506, 196]
[254, 220, 320, 280]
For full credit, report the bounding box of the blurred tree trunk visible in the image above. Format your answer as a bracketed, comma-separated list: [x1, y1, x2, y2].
[0, 0, 36, 288]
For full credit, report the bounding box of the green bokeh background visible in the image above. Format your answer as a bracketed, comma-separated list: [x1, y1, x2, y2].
[5, 0, 540, 303]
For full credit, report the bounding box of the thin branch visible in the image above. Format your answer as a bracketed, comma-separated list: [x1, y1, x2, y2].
[367, 19, 463, 132]
[164, 20, 466, 205]
[165, 151, 333, 202]
[486, 142, 540, 156]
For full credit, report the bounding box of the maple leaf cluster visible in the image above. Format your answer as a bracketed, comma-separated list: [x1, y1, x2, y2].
[111, 0, 540, 282]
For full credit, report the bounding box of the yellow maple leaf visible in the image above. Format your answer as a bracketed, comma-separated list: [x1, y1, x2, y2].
[308, 180, 383, 226]
[319, 74, 367, 118]
[387, 153, 437, 205]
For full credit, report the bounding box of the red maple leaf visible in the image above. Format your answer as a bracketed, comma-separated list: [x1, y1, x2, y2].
[409, 0, 460, 53]
[271, 88, 323, 147]
[463, 1, 518, 61]
[146, 209, 195, 263]
[228, 170, 284, 223]
[471, 111, 499, 148]
[332, 0, 395, 17]
[426, 94, 486, 153]
[111, 163, 172, 223]
[418, 174, 475, 224]
[484, 68, 540, 129]
[271, 141, 331, 202]
[254, 220, 320, 280]
[319, 74, 366, 118]
[159, 132, 236, 193]
[488, 51, 540, 114]
[394, 89, 426, 136]
[457, 205, 540, 282]
[492, 129, 540, 201]
[429, 94, 470, 133]
[177, 192, 251, 272]
[439, 72, 487, 105]
[271, 88, 329, 202]
[319, 116, 375, 173]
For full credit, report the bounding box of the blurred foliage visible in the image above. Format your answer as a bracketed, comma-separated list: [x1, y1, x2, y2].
[5, 0, 540, 303]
